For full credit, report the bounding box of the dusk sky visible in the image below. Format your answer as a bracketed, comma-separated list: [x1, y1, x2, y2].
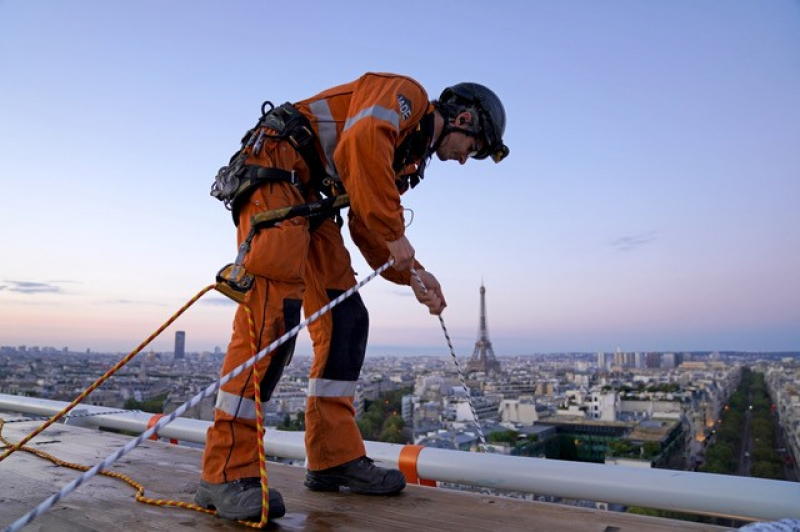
[1, 1, 798, 357]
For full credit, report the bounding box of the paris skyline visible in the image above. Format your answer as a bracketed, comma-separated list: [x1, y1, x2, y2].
[1, 2, 798, 355]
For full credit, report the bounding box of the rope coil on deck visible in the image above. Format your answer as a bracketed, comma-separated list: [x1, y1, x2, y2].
[0, 283, 263, 527]
[0, 260, 392, 532]
[0, 417, 219, 517]
[0, 303, 271, 529]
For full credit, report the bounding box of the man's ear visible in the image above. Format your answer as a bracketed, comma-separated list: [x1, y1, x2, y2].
[456, 110, 474, 127]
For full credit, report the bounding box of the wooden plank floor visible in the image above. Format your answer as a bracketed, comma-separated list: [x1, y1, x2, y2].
[0, 419, 728, 532]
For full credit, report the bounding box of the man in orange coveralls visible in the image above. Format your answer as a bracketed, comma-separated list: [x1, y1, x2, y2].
[197, 72, 509, 520]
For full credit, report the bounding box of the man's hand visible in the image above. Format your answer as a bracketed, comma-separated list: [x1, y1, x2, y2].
[386, 235, 415, 271]
[411, 270, 447, 315]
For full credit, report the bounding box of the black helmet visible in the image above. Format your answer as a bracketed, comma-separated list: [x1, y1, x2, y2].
[439, 82, 509, 163]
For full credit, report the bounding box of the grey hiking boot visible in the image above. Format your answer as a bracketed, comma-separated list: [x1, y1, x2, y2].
[304, 456, 406, 495]
[195, 478, 285, 520]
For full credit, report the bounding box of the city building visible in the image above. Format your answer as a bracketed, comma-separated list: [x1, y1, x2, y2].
[174, 331, 186, 360]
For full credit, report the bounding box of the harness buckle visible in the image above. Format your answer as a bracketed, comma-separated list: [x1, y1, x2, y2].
[288, 125, 314, 150]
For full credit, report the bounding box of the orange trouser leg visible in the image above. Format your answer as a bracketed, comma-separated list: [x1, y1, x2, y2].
[201, 275, 304, 483]
[303, 218, 369, 471]
[201, 176, 310, 483]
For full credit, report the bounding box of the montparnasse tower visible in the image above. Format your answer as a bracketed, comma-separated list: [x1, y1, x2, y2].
[466, 281, 502, 375]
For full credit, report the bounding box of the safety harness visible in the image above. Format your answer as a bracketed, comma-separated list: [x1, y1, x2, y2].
[212, 100, 435, 221]
[210, 101, 338, 225]
[210, 100, 433, 300]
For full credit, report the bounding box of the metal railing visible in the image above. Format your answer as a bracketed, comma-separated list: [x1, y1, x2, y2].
[2, 394, 799, 522]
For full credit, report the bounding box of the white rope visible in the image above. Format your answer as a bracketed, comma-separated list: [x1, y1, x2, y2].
[1, 260, 393, 532]
[409, 268, 488, 452]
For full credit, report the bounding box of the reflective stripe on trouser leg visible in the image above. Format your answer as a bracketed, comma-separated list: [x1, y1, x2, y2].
[201, 276, 303, 483]
[304, 218, 369, 471]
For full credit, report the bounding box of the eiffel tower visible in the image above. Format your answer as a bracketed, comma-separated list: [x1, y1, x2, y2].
[466, 282, 502, 375]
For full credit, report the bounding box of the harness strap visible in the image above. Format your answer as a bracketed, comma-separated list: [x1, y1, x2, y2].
[240, 166, 300, 186]
[230, 167, 301, 225]
[270, 103, 342, 198]
[393, 112, 434, 193]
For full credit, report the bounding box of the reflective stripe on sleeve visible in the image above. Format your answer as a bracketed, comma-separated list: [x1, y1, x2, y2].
[309, 99, 339, 176]
[343, 105, 399, 132]
[307, 378, 357, 397]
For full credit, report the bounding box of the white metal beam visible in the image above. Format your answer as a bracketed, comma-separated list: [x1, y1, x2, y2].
[2, 394, 798, 522]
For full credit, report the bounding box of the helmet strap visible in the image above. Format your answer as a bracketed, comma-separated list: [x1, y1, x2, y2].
[430, 102, 481, 156]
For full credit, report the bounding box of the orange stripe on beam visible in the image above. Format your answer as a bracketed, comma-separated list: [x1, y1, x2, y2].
[398, 445, 436, 487]
[147, 414, 178, 444]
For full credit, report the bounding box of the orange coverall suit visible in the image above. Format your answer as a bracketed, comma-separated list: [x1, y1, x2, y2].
[202, 73, 431, 482]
